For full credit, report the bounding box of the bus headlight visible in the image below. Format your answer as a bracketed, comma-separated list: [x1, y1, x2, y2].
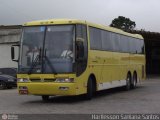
[55, 78, 74, 83]
[17, 78, 29, 82]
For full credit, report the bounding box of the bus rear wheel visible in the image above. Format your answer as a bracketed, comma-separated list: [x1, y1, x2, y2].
[125, 73, 131, 91]
[131, 73, 137, 89]
[42, 95, 49, 101]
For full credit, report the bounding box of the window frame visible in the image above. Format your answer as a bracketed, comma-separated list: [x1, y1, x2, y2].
[89, 26, 144, 54]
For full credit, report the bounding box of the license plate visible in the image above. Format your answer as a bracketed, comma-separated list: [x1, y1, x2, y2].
[19, 90, 28, 94]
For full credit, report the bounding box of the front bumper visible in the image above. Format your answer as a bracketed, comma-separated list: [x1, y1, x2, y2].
[18, 82, 77, 96]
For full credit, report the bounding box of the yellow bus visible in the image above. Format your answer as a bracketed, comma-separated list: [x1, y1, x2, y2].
[11, 19, 145, 100]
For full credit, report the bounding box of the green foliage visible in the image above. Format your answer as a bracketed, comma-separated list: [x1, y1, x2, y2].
[110, 16, 136, 31]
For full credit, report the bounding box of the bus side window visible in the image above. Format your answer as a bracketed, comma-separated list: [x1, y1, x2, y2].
[76, 24, 88, 76]
[76, 24, 87, 60]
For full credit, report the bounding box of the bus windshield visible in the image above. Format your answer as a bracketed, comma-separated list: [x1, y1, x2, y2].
[19, 25, 75, 74]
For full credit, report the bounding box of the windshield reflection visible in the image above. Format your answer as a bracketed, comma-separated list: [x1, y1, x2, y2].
[19, 25, 75, 74]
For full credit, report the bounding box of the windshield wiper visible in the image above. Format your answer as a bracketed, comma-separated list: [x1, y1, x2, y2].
[44, 56, 57, 74]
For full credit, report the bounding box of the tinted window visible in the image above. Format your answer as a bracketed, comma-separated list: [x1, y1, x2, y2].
[137, 39, 144, 54]
[129, 37, 137, 53]
[0, 68, 17, 77]
[111, 33, 120, 51]
[0, 69, 4, 74]
[76, 24, 88, 76]
[102, 31, 113, 51]
[89, 27, 102, 50]
[6, 69, 14, 74]
[89, 26, 144, 54]
[129, 38, 144, 54]
[119, 36, 129, 52]
[76, 24, 88, 59]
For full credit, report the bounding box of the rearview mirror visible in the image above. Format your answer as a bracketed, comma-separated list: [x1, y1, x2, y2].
[11, 47, 15, 60]
[11, 44, 20, 62]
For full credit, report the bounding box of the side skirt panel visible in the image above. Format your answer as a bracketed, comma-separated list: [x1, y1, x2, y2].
[98, 80, 126, 91]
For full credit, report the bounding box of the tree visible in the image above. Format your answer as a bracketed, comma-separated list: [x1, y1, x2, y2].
[110, 16, 136, 31]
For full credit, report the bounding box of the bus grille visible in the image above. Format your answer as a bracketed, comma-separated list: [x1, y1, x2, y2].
[30, 78, 56, 82]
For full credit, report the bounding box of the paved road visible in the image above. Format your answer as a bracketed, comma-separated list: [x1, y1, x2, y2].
[0, 77, 160, 114]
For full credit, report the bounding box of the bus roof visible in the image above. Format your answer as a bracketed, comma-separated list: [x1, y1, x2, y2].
[24, 19, 143, 39]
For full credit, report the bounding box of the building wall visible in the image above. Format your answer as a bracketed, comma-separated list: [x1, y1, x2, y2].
[0, 44, 18, 68]
[0, 26, 21, 68]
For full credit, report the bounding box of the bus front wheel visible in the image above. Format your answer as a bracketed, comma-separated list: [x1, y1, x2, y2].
[85, 78, 95, 100]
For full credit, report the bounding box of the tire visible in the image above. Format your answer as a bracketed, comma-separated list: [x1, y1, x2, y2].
[7, 86, 12, 89]
[131, 73, 137, 89]
[125, 73, 131, 91]
[85, 78, 95, 100]
[42, 95, 49, 101]
[0, 82, 6, 89]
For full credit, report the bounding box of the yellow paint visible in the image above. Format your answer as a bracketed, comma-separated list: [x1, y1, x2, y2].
[18, 19, 145, 96]
[23, 19, 143, 39]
